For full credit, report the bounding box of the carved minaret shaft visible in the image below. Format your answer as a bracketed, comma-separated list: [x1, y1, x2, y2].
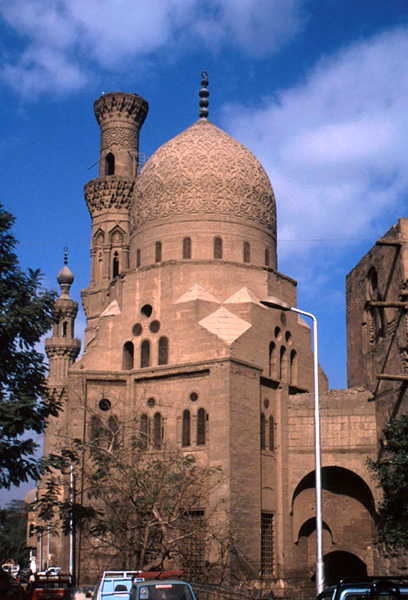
[84, 92, 149, 290]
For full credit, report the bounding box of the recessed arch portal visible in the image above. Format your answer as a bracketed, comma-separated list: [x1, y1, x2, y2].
[291, 466, 376, 518]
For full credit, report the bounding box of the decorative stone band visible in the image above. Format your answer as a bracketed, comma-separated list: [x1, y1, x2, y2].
[85, 176, 136, 216]
[44, 340, 81, 359]
[54, 305, 79, 320]
[100, 127, 139, 152]
[94, 92, 149, 128]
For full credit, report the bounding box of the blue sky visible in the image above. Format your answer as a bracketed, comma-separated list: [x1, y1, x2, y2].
[1, 0, 408, 503]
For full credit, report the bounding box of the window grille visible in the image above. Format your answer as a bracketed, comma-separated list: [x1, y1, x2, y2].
[261, 512, 274, 575]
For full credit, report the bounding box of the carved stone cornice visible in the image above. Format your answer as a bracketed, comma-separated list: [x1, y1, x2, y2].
[94, 92, 148, 128]
[131, 119, 276, 234]
[45, 339, 81, 360]
[85, 176, 135, 216]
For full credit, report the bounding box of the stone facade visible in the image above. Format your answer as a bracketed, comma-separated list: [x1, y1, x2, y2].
[29, 90, 408, 596]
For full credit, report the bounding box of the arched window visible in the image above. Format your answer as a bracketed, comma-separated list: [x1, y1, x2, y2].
[90, 415, 103, 443]
[136, 249, 141, 268]
[269, 416, 274, 451]
[122, 342, 134, 370]
[243, 241, 250, 263]
[140, 414, 149, 449]
[155, 241, 162, 263]
[182, 410, 191, 447]
[269, 342, 276, 379]
[214, 237, 223, 259]
[158, 336, 169, 365]
[261, 413, 266, 450]
[108, 415, 120, 451]
[105, 152, 115, 176]
[141, 340, 150, 368]
[183, 237, 192, 259]
[197, 408, 206, 445]
[112, 251, 119, 278]
[290, 350, 298, 385]
[265, 248, 270, 267]
[153, 412, 162, 449]
[62, 321, 68, 337]
[279, 346, 287, 381]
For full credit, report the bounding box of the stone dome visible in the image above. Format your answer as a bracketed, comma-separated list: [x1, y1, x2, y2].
[130, 119, 276, 237]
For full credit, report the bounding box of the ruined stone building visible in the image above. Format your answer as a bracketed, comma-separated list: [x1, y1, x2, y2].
[29, 81, 408, 594]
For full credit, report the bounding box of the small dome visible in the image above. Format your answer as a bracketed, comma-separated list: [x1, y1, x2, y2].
[131, 119, 276, 237]
[57, 265, 74, 285]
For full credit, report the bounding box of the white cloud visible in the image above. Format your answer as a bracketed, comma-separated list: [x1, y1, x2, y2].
[221, 28, 408, 280]
[0, 0, 306, 97]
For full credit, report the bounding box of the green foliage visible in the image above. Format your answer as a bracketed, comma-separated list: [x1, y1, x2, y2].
[0, 500, 30, 566]
[37, 415, 229, 578]
[0, 203, 59, 488]
[368, 411, 408, 549]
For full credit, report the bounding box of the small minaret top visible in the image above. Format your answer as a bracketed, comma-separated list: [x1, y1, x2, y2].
[56, 247, 74, 299]
[199, 72, 209, 119]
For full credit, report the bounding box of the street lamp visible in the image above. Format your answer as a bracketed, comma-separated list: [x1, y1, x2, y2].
[260, 297, 324, 595]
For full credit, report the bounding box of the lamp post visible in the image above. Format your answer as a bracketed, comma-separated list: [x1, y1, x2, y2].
[260, 297, 324, 595]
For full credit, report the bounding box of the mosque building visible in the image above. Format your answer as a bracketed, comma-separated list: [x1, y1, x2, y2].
[30, 76, 408, 595]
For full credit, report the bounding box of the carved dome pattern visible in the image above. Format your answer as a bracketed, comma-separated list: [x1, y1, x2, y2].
[131, 120, 276, 234]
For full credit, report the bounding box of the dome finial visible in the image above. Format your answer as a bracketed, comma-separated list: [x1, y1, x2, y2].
[199, 71, 209, 119]
[64, 246, 68, 266]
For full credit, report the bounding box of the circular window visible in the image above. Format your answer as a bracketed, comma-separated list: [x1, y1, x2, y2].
[132, 323, 143, 336]
[190, 392, 199, 402]
[264, 398, 270, 409]
[149, 320, 161, 333]
[147, 397, 156, 408]
[141, 304, 153, 318]
[274, 326, 282, 340]
[99, 398, 111, 412]
[285, 331, 292, 345]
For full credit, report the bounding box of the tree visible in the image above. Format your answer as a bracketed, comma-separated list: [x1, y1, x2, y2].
[368, 411, 408, 549]
[0, 500, 30, 566]
[37, 410, 234, 581]
[0, 202, 58, 488]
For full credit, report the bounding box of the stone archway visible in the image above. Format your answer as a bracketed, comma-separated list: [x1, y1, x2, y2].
[292, 466, 376, 580]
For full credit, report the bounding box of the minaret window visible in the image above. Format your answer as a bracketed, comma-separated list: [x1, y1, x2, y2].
[183, 237, 192, 259]
[141, 340, 150, 368]
[153, 412, 162, 449]
[261, 413, 266, 450]
[265, 248, 270, 267]
[182, 410, 191, 447]
[105, 152, 115, 176]
[269, 342, 276, 379]
[158, 336, 169, 365]
[290, 350, 298, 385]
[155, 241, 162, 263]
[243, 242, 250, 263]
[112, 251, 119, 278]
[136, 249, 141, 268]
[62, 321, 68, 337]
[197, 408, 206, 445]
[122, 342, 134, 370]
[140, 414, 149, 449]
[279, 346, 287, 381]
[214, 237, 223, 259]
[269, 416, 275, 451]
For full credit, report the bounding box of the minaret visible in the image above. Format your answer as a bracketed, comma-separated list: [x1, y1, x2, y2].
[84, 92, 149, 290]
[45, 249, 81, 385]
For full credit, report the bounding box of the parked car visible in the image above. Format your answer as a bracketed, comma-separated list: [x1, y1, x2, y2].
[130, 579, 196, 600]
[94, 571, 144, 600]
[26, 573, 74, 600]
[317, 577, 408, 600]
